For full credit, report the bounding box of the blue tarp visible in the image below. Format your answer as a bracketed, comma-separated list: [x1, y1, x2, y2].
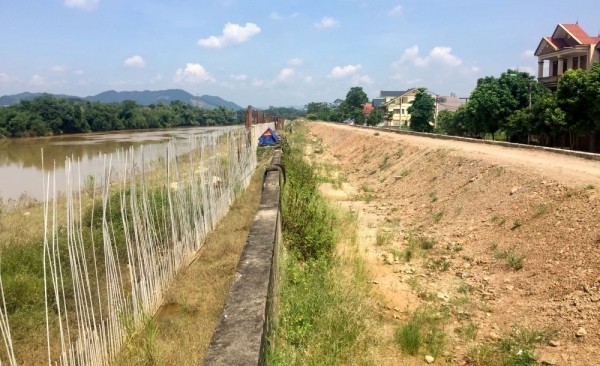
[258, 127, 280, 146]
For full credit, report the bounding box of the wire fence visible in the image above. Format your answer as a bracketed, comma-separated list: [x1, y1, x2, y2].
[0, 125, 268, 365]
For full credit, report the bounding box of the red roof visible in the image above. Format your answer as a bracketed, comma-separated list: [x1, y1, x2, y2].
[561, 23, 599, 45]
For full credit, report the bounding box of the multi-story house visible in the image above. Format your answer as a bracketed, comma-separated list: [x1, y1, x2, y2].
[379, 89, 417, 126]
[535, 23, 600, 90]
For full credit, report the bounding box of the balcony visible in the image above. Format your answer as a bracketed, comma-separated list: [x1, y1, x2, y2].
[538, 75, 559, 90]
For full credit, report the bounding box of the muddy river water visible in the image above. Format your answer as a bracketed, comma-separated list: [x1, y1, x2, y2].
[0, 126, 231, 201]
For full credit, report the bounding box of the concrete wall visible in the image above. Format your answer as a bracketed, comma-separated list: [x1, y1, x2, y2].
[203, 149, 282, 366]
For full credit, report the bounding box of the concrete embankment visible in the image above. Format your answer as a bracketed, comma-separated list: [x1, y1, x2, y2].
[203, 149, 282, 366]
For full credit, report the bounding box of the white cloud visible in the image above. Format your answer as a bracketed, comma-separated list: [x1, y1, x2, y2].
[30, 74, 47, 87]
[151, 73, 163, 83]
[174, 63, 215, 84]
[277, 67, 295, 81]
[198, 22, 261, 48]
[314, 16, 339, 29]
[230, 73, 248, 81]
[0, 73, 16, 84]
[329, 64, 362, 78]
[522, 49, 535, 59]
[73, 69, 85, 76]
[303, 76, 313, 83]
[64, 0, 99, 11]
[50, 65, 67, 73]
[252, 78, 265, 87]
[287, 58, 303, 66]
[353, 74, 374, 85]
[388, 5, 403, 17]
[123, 55, 146, 68]
[398, 45, 463, 67]
[270, 11, 299, 20]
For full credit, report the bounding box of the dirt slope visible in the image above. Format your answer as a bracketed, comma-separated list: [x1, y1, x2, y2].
[308, 122, 600, 365]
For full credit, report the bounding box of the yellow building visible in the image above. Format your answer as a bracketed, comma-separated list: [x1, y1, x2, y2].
[380, 89, 417, 127]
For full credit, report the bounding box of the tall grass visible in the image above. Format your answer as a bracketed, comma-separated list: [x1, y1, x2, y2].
[267, 131, 377, 365]
[0, 124, 267, 365]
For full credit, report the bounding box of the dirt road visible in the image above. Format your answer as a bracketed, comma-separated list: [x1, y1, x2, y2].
[308, 121, 600, 365]
[325, 123, 600, 186]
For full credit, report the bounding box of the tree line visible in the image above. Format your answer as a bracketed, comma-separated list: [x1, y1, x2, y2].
[305, 86, 385, 127]
[0, 94, 245, 138]
[437, 62, 600, 150]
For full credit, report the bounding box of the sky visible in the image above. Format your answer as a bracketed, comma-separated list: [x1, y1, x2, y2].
[0, 0, 598, 108]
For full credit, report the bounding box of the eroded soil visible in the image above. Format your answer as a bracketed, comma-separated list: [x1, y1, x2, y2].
[308, 122, 600, 365]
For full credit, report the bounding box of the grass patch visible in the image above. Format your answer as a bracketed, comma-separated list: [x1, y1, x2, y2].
[429, 191, 438, 202]
[533, 204, 547, 217]
[493, 245, 525, 271]
[455, 321, 479, 340]
[510, 219, 522, 230]
[490, 213, 506, 226]
[375, 228, 393, 246]
[379, 155, 391, 170]
[426, 257, 452, 271]
[457, 283, 473, 294]
[395, 307, 447, 357]
[397, 169, 410, 179]
[410, 235, 435, 251]
[431, 210, 444, 222]
[468, 326, 554, 366]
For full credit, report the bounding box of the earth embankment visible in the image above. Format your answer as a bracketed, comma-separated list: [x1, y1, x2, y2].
[309, 122, 600, 365]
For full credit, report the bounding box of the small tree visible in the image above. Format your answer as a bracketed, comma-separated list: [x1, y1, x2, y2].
[407, 88, 435, 132]
[366, 107, 383, 126]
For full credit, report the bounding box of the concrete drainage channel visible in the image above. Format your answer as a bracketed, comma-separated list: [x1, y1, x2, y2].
[203, 148, 283, 366]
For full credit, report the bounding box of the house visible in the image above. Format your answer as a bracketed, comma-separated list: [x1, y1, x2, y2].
[534, 23, 600, 90]
[435, 93, 464, 114]
[379, 89, 417, 127]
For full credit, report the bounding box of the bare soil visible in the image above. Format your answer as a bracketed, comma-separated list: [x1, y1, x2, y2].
[309, 122, 600, 365]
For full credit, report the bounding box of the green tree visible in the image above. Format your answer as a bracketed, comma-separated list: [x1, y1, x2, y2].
[344, 87, 368, 110]
[435, 110, 454, 134]
[530, 91, 566, 146]
[337, 87, 368, 124]
[467, 76, 517, 138]
[557, 68, 594, 149]
[587, 62, 600, 132]
[306, 102, 333, 121]
[407, 88, 435, 132]
[366, 107, 383, 126]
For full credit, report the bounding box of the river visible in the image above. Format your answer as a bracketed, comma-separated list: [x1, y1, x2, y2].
[0, 126, 233, 201]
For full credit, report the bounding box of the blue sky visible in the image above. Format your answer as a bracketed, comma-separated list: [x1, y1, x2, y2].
[0, 0, 598, 107]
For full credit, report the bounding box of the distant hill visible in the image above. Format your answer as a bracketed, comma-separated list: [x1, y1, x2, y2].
[0, 89, 243, 110]
[0, 92, 82, 106]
